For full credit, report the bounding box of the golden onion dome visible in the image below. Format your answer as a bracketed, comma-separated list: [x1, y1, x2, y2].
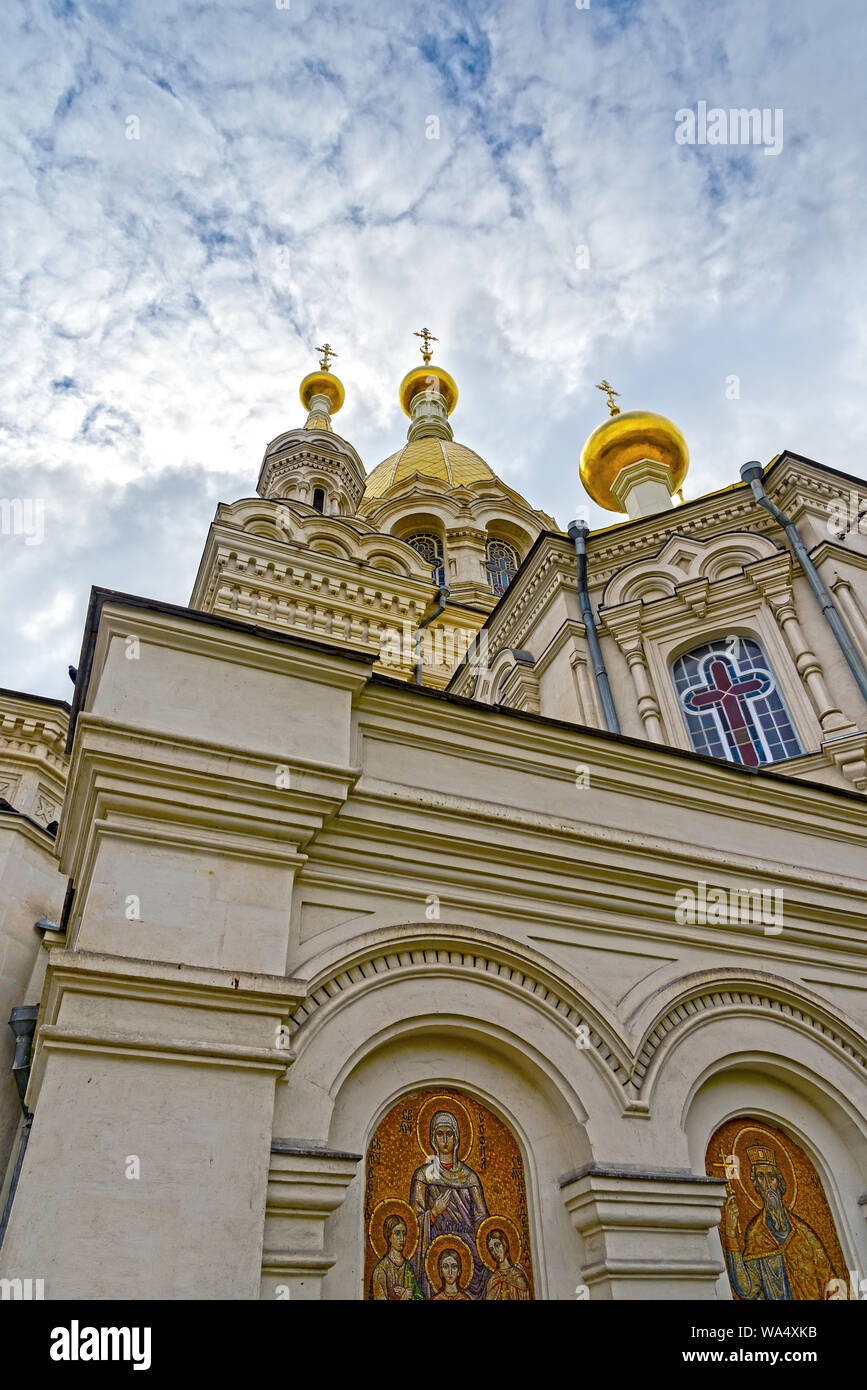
[361, 437, 494, 504]
[579, 408, 689, 512]
[299, 369, 345, 416]
[398, 364, 458, 418]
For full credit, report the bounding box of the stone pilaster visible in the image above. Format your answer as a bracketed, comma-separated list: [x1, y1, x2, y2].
[0, 950, 305, 1299]
[829, 575, 867, 657]
[260, 1141, 362, 1300]
[560, 1163, 726, 1300]
[603, 606, 667, 743]
[768, 593, 853, 733]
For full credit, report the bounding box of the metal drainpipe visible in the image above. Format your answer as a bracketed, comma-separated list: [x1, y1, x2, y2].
[740, 462, 867, 705]
[0, 1004, 39, 1249]
[567, 520, 621, 734]
[414, 586, 450, 685]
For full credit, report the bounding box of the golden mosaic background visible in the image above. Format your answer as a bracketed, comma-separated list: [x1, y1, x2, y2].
[706, 1115, 848, 1300]
[364, 1086, 535, 1300]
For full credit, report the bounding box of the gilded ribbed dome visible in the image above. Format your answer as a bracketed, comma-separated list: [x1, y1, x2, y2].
[362, 437, 494, 502]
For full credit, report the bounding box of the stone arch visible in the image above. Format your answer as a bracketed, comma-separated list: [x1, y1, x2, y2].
[288, 1014, 598, 1302]
[244, 520, 286, 542]
[361, 1080, 540, 1299]
[274, 925, 634, 1298]
[665, 625, 768, 669]
[364, 550, 413, 577]
[628, 969, 867, 1107]
[628, 970, 867, 1295]
[684, 1061, 867, 1298]
[483, 517, 534, 555]
[285, 924, 630, 1099]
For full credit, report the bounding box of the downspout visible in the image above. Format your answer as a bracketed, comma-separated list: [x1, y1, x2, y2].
[0, 1004, 39, 1249]
[567, 520, 621, 734]
[414, 585, 450, 686]
[740, 461, 867, 705]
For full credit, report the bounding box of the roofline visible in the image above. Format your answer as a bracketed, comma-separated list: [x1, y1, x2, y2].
[0, 686, 71, 714]
[368, 673, 866, 806]
[587, 449, 867, 541]
[66, 586, 373, 753]
[66, 586, 866, 808]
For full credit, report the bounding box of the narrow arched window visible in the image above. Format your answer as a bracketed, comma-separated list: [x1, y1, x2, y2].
[485, 539, 519, 595]
[406, 533, 445, 586]
[672, 637, 803, 767]
[312, 488, 325, 514]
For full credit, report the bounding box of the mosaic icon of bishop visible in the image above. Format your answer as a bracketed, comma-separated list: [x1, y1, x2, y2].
[708, 1117, 848, 1301]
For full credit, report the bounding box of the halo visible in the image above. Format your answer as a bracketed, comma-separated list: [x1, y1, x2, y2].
[415, 1093, 475, 1164]
[368, 1199, 419, 1260]
[476, 1215, 523, 1270]
[425, 1234, 474, 1292]
[727, 1122, 798, 1213]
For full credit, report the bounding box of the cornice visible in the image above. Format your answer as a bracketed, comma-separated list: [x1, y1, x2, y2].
[58, 712, 362, 880]
[0, 694, 70, 768]
[357, 681, 867, 833]
[811, 539, 867, 573]
[42, 947, 306, 1015]
[26, 947, 307, 1109]
[329, 778, 867, 938]
[257, 429, 365, 488]
[0, 807, 62, 855]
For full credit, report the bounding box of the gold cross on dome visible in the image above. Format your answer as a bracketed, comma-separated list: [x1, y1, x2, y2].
[316, 342, 337, 371]
[596, 379, 621, 416]
[414, 327, 438, 364]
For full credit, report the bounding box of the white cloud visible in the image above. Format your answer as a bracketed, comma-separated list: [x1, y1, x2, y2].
[0, 0, 864, 696]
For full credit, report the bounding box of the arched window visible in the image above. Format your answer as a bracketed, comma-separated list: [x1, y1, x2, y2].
[485, 539, 519, 596]
[312, 487, 325, 514]
[672, 637, 802, 767]
[406, 533, 445, 586]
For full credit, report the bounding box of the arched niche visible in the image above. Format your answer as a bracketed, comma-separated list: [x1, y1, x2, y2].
[685, 1060, 867, 1300]
[273, 926, 627, 1300]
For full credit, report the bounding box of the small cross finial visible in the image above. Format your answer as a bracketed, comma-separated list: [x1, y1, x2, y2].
[316, 342, 337, 371]
[414, 327, 438, 365]
[596, 379, 621, 416]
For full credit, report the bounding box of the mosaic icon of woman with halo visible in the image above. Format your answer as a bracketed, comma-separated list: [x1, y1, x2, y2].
[410, 1108, 490, 1299]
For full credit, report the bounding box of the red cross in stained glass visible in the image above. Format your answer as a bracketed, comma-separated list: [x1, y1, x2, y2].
[684, 657, 771, 767]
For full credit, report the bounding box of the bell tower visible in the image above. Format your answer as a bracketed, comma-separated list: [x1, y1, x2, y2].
[256, 344, 366, 516]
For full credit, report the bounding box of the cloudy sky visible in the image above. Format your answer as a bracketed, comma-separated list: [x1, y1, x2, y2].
[1, 0, 865, 698]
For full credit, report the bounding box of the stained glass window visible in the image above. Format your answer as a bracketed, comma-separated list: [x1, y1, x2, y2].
[485, 539, 519, 596]
[406, 533, 445, 586]
[672, 637, 803, 767]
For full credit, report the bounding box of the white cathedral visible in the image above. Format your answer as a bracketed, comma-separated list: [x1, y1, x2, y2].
[1, 336, 866, 1301]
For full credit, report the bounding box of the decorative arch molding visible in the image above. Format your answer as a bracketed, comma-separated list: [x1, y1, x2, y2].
[287, 940, 867, 1116]
[601, 529, 783, 609]
[632, 969, 867, 1105]
[473, 645, 539, 711]
[287, 923, 631, 1097]
[214, 497, 434, 580]
[364, 480, 551, 540]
